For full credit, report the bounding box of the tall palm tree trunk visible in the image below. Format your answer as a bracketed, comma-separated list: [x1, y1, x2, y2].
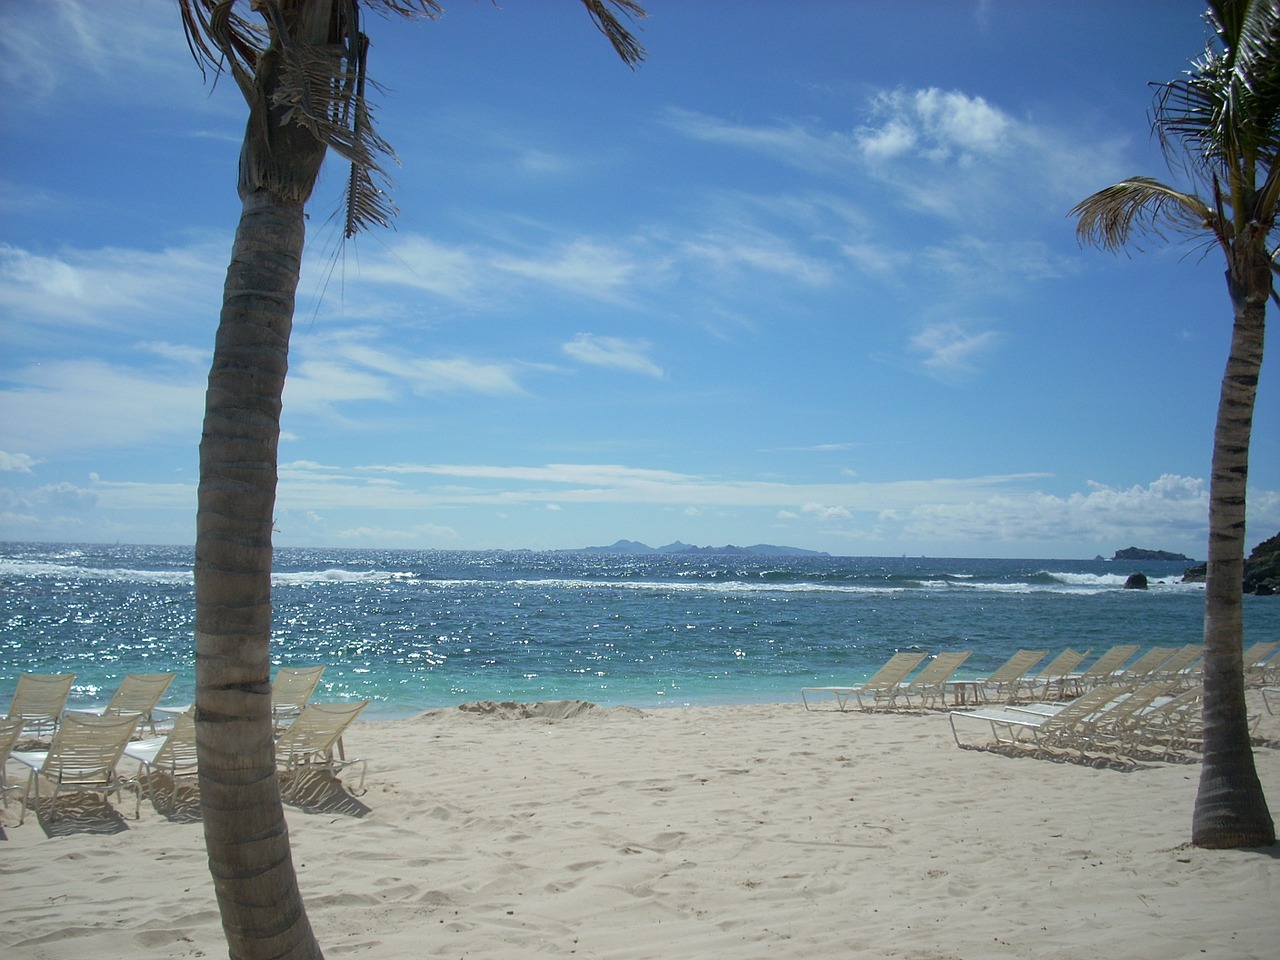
[195, 188, 323, 960]
[1193, 235, 1274, 849]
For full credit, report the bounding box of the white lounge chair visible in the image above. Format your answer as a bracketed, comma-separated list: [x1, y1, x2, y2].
[1015, 648, 1090, 701]
[11, 713, 142, 824]
[971, 649, 1047, 703]
[948, 685, 1125, 757]
[899, 651, 972, 709]
[802, 651, 927, 712]
[272, 665, 327, 730]
[275, 701, 369, 800]
[1063, 645, 1139, 695]
[5, 673, 76, 741]
[124, 708, 198, 809]
[67, 672, 176, 735]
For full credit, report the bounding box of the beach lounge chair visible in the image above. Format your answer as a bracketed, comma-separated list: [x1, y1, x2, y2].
[899, 651, 972, 709]
[67, 672, 176, 735]
[1262, 687, 1279, 716]
[801, 651, 927, 712]
[123, 708, 198, 808]
[272, 666, 327, 730]
[0, 716, 26, 810]
[1150, 644, 1202, 689]
[1063, 645, 1139, 695]
[971, 649, 1047, 703]
[948, 684, 1125, 756]
[1244, 642, 1280, 685]
[1014, 648, 1090, 702]
[1112, 646, 1181, 688]
[5, 673, 76, 741]
[274, 701, 369, 799]
[10, 712, 142, 824]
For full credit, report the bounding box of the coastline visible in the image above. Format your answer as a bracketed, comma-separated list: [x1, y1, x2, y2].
[3, 696, 1278, 959]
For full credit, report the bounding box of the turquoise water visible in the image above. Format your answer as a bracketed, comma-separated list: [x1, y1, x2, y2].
[3, 542, 1276, 718]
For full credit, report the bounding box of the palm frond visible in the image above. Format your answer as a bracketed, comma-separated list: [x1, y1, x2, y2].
[579, 0, 648, 66]
[1071, 176, 1215, 252]
[179, 0, 643, 239]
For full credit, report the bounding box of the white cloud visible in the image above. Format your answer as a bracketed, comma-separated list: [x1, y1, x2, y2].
[0, 451, 39, 473]
[493, 239, 637, 299]
[562, 334, 664, 378]
[910, 322, 1001, 376]
[0, 240, 227, 330]
[0, 359, 204, 458]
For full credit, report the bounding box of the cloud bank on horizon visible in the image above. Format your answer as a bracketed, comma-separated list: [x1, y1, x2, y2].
[0, 0, 1277, 559]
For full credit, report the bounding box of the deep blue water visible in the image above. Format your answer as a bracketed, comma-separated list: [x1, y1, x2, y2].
[3, 542, 1277, 718]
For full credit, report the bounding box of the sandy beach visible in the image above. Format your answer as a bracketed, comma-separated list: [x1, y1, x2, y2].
[3, 696, 1278, 959]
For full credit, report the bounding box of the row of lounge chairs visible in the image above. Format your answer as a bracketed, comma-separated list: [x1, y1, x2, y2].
[802, 641, 1280, 713]
[948, 680, 1209, 764]
[1, 666, 367, 826]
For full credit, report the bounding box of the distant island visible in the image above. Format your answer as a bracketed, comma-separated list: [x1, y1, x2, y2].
[1111, 546, 1194, 562]
[573, 540, 830, 557]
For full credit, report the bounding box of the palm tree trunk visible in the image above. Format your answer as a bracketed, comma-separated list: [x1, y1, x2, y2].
[1192, 239, 1275, 849]
[195, 187, 323, 960]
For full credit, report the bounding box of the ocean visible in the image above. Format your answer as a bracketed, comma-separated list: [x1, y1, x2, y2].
[3, 541, 1277, 719]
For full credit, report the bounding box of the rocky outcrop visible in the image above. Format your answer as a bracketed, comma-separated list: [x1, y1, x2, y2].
[1123, 572, 1149, 590]
[1181, 530, 1280, 595]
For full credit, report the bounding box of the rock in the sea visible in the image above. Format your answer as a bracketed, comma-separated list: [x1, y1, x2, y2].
[1124, 572, 1149, 590]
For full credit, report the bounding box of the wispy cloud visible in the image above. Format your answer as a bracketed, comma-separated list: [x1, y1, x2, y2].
[910, 322, 1001, 378]
[0, 358, 204, 458]
[562, 334, 664, 378]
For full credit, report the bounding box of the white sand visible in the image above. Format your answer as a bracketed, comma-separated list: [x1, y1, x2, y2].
[3, 696, 1279, 959]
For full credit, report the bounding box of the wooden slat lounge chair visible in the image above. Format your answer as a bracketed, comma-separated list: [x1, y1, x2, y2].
[10, 713, 142, 824]
[1063, 645, 1139, 695]
[899, 651, 972, 709]
[971, 649, 1047, 703]
[275, 701, 369, 800]
[123, 708, 198, 809]
[67, 672, 176, 735]
[272, 666, 327, 730]
[801, 651, 927, 712]
[1014, 648, 1090, 702]
[5, 673, 76, 742]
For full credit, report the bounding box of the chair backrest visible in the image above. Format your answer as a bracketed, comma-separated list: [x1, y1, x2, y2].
[154, 710, 199, 773]
[862, 652, 928, 689]
[1044, 684, 1127, 728]
[272, 666, 326, 713]
[7, 673, 76, 727]
[1242, 641, 1278, 669]
[1077, 645, 1140, 680]
[275, 701, 368, 760]
[41, 713, 140, 784]
[1152, 645, 1202, 680]
[908, 651, 972, 687]
[985, 649, 1048, 683]
[103, 672, 176, 716]
[0, 715, 23, 764]
[1118, 646, 1180, 680]
[1032, 648, 1090, 681]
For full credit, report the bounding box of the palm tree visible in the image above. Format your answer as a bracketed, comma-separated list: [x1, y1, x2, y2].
[176, 2, 645, 957]
[1070, 0, 1276, 849]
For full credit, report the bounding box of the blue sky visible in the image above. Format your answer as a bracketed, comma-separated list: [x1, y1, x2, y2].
[2, 0, 1278, 559]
